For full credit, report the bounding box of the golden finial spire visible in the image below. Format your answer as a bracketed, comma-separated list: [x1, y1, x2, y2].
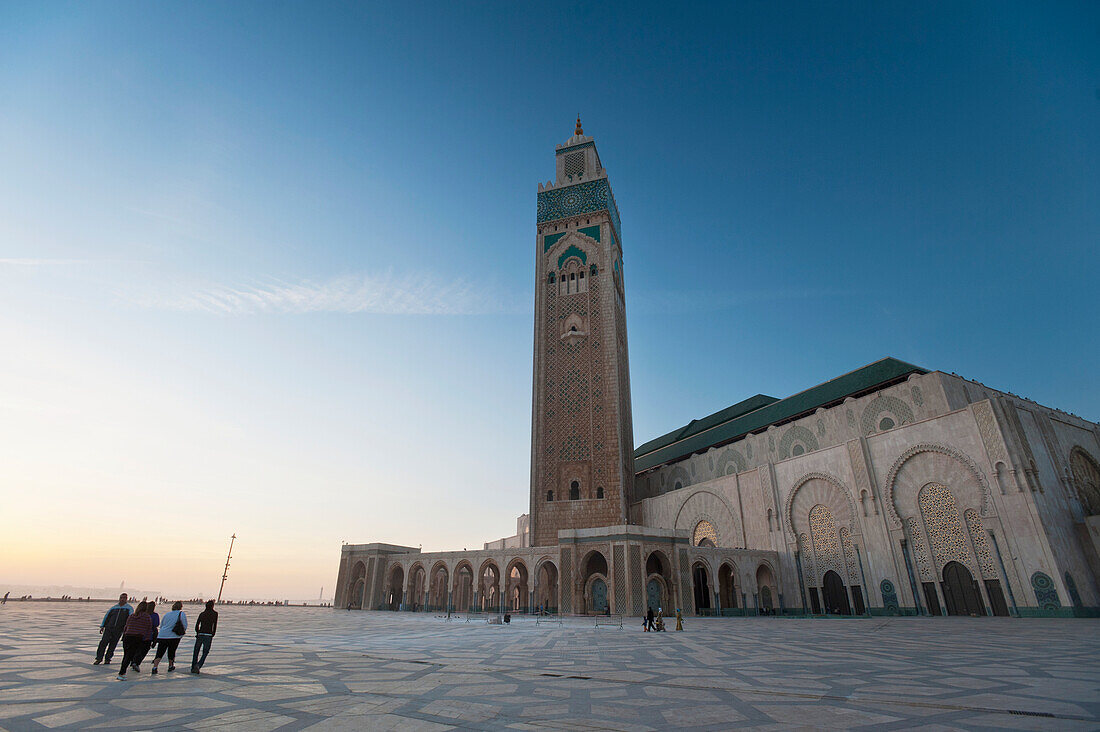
[575, 114, 583, 136]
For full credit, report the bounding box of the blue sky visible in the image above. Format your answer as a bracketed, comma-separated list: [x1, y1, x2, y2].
[1, 2, 1097, 600]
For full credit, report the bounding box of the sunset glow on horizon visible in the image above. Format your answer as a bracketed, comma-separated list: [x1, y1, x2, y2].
[2, 2, 1097, 602]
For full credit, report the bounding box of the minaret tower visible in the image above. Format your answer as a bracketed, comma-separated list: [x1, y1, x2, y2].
[530, 119, 635, 546]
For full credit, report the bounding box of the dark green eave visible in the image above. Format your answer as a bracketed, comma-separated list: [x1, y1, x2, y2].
[634, 394, 779, 457]
[633, 357, 928, 474]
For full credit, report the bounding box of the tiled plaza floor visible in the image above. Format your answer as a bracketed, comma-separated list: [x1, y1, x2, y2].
[0, 604, 1097, 730]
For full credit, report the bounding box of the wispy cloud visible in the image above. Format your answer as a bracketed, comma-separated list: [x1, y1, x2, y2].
[133, 271, 515, 316]
[0, 258, 90, 266]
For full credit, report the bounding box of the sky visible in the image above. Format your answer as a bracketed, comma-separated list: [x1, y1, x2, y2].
[1, 2, 1097, 602]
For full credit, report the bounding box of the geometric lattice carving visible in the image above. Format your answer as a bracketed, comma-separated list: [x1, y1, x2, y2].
[840, 527, 858, 583]
[713, 446, 748, 476]
[907, 517, 932, 581]
[861, 395, 914, 435]
[778, 425, 820, 459]
[613, 545, 626, 614]
[918, 483, 972, 572]
[809, 504, 842, 578]
[964, 509, 997, 579]
[674, 490, 742, 548]
[629, 545, 643, 616]
[1069, 447, 1100, 516]
[972, 400, 1008, 464]
[799, 532, 815, 589]
[693, 520, 718, 547]
[884, 444, 992, 529]
[785, 472, 858, 540]
[559, 547, 572, 614]
[564, 151, 585, 178]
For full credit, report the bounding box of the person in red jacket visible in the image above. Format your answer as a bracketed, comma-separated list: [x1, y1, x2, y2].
[117, 602, 152, 681]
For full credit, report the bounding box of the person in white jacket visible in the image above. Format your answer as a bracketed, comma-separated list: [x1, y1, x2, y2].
[151, 601, 187, 673]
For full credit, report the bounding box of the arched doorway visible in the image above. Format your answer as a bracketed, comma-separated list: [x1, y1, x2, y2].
[589, 577, 609, 612]
[386, 565, 404, 611]
[535, 561, 558, 613]
[478, 560, 501, 613]
[580, 550, 609, 614]
[942, 561, 985, 616]
[756, 563, 777, 614]
[822, 570, 851, 615]
[428, 563, 448, 611]
[407, 564, 426, 611]
[646, 577, 664, 612]
[718, 562, 738, 611]
[645, 551, 673, 613]
[1069, 447, 1100, 516]
[348, 561, 366, 610]
[692, 562, 711, 614]
[506, 560, 529, 612]
[452, 563, 473, 612]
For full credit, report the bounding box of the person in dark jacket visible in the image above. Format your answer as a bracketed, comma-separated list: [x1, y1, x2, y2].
[117, 602, 152, 680]
[191, 599, 218, 673]
[133, 601, 159, 671]
[94, 593, 132, 665]
[645, 607, 655, 632]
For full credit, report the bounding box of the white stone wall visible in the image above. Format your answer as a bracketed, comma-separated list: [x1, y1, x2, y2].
[632, 370, 1100, 614]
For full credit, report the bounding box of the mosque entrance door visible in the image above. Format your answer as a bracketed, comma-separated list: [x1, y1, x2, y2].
[942, 561, 985, 616]
[822, 571, 851, 615]
[590, 578, 608, 613]
[692, 565, 711, 614]
[646, 578, 662, 612]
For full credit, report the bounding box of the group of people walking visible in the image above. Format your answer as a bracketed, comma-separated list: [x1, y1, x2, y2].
[94, 594, 219, 681]
[643, 607, 684, 632]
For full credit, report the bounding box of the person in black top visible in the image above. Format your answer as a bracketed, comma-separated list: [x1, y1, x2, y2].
[191, 600, 219, 673]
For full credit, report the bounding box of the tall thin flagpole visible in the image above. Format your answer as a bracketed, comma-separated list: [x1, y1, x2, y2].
[217, 534, 236, 603]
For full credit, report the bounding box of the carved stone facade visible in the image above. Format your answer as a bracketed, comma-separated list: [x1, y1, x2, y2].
[338, 125, 1100, 619]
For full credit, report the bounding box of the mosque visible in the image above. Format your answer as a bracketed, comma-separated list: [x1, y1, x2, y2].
[335, 121, 1100, 618]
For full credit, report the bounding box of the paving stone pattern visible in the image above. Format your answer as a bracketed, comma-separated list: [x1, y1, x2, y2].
[0, 604, 1098, 730]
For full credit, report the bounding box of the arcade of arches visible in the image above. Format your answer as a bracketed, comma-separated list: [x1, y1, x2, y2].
[335, 127, 1100, 619]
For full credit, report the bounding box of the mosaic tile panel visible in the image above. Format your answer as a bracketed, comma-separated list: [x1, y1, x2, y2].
[880, 578, 900, 613]
[556, 140, 594, 155]
[537, 178, 621, 242]
[1031, 571, 1061, 611]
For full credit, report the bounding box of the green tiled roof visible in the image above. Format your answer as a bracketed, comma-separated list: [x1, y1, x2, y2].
[633, 357, 928, 473]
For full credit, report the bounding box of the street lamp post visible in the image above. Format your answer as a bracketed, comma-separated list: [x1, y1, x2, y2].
[217, 534, 236, 603]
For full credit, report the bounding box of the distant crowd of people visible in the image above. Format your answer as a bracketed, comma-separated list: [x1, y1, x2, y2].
[94, 594, 219, 681]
